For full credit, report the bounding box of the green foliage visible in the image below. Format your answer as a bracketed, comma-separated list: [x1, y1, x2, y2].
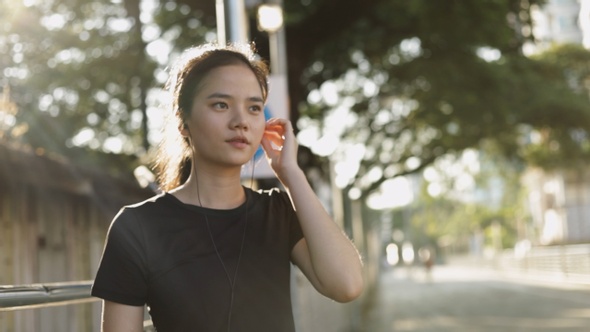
[287, 0, 590, 198]
[406, 147, 528, 251]
[520, 44, 590, 169]
[2, 0, 150, 154]
[1, 0, 188, 157]
[151, 1, 211, 51]
[409, 187, 522, 251]
[4, 0, 589, 191]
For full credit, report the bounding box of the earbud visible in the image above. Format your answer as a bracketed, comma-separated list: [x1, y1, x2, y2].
[181, 123, 192, 142]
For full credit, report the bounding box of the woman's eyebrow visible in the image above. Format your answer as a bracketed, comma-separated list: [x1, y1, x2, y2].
[206, 92, 231, 99]
[206, 93, 263, 103]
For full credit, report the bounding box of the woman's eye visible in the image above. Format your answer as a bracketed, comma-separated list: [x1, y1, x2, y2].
[212, 102, 228, 109]
[250, 105, 263, 112]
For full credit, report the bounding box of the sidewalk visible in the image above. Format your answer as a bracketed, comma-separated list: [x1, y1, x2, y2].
[447, 254, 590, 289]
[359, 263, 590, 332]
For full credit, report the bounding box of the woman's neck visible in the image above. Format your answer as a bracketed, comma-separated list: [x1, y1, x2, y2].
[171, 168, 246, 210]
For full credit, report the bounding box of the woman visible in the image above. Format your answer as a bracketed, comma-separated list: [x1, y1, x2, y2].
[91, 42, 363, 332]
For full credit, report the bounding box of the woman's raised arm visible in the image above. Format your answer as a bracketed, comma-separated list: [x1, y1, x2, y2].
[261, 118, 364, 302]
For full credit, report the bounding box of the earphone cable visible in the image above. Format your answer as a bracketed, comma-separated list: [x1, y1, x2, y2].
[196, 158, 255, 332]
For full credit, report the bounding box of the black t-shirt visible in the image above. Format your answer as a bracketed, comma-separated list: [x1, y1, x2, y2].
[91, 187, 304, 332]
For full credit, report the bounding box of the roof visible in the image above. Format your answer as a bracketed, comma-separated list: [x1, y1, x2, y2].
[0, 141, 154, 212]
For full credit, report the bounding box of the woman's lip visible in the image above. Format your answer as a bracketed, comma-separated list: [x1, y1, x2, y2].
[226, 137, 250, 148]
[227, 141, 248, 149]
[226, 136, 249, 144]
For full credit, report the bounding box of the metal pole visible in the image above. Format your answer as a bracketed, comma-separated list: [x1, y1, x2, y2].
[215, 0, 227, 45]
[216, 0, 249, 45]
[276, 20, 288, 77]
[267, 0, 288, 77]
[268, 32, 280, 74]
[0, 281, 94, 311]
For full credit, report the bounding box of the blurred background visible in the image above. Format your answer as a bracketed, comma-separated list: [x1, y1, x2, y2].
[1, 0, 590, 331]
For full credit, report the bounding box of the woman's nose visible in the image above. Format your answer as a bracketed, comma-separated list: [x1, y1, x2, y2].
[230, 108, 248, 129]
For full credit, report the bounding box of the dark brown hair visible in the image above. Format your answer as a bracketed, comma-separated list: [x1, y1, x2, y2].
[153, 43, 269, 191]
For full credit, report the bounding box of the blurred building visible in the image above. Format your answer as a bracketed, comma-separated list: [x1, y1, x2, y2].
[522, 0, 590, 245]
[522, 168, 590, 245]
[530, 0, 583, 52]
[0, 141, 153, 331]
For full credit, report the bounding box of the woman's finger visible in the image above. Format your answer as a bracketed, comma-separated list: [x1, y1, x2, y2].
[263, 131, 284, 150]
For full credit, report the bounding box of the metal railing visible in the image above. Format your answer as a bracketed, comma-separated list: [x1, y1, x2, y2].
[2, 244, 587, 331]
[496, 243, 590, 284]
[0, 280, 96, 311]
[1, 281, 155, 331]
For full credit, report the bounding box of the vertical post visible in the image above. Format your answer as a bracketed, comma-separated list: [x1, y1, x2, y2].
[256, 1, 286, 76]
[268, 32, 280, 74]
[215, 0, 226, 45]
[275, 6, 288, 77]
[250, 1, 289, 179]
[216, 0, 249, 45]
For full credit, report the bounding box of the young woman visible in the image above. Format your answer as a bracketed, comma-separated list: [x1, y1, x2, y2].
[91, 43, 364, 332]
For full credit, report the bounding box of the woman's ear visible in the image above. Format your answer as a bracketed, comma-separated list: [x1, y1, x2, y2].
[179, 123, 190, 137]
[177, 110, 190, 137]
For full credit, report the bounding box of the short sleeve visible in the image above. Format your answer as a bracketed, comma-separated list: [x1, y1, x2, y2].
[91, 208, 149, 306]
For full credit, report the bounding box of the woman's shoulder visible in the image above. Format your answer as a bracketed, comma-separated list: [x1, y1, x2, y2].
[109, 192, 181, 237]
[114, 192, 173, 221]
[249, 187, 287, 200]
[124, 192, 168, 209]
[248, 187, 293, 209]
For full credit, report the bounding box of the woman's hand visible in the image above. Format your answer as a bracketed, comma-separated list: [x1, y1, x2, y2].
[260, 118, 300, 182]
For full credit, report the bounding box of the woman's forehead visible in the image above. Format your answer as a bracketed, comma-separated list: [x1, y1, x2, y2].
[195, 65, 264, 99]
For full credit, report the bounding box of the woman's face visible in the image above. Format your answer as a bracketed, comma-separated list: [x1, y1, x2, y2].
[181, 63, 266, 170]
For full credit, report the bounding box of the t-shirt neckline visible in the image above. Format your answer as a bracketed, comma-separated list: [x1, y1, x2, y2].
[163, 186, 251, 217]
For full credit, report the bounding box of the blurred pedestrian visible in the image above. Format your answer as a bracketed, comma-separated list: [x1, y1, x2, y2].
[419, 246, 435, 282]
[91, 42, 363, 332]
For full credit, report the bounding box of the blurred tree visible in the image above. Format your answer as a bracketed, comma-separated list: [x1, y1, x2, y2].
[522, 44, 590, 169]
[0, 0, 159, 156]
[152, 0, 215, 50]
[408, 145, 527, 253]
[143, 0, 574, 195]
[277, 0, 590, 198]
[4, 0, 590, 200]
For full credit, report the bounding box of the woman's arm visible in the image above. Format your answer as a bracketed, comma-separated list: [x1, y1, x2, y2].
[101, 300, 144, 332]
[261, 118, 364, 303]
[288, 175, 364, 302]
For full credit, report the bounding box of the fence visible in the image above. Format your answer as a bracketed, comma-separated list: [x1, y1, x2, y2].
[0, 273, 357, 332]
[0, 281, 155, 331]
[495, 243, 590, 285]
[0, 281, 95, 311]
[5, 244, 586, 331]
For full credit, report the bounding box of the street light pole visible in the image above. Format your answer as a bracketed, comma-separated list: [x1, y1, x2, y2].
[251, 2, 290, 179]
[257, 3, 283, 75]
[257, 1, 287, 77]
[275, 3, 288, 78]
[216, 0, 249, 45]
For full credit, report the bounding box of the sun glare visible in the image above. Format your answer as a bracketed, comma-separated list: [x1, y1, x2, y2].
[476, 47, 502, 62]
[367, 176, 414, 210]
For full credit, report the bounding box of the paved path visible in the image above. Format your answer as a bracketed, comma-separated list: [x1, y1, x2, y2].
[360, 264, 590, 332]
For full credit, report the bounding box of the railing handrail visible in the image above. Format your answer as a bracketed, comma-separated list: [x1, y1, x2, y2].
[1, 280, 156, 330]
[0, 280, 96, 311]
